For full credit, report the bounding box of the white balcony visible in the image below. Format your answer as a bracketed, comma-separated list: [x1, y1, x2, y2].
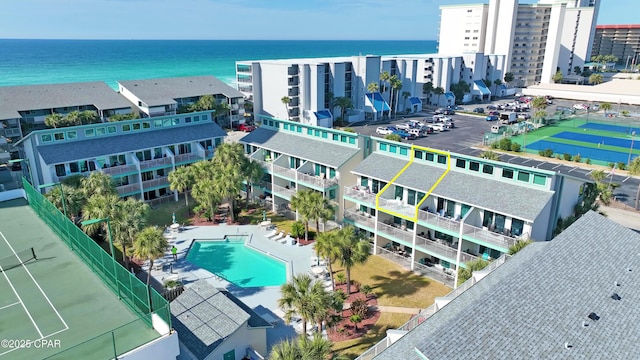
[139, 157, 173, 171]
[343, 186, 376, 207]
[272, 184, 297, 199]
[102, 164, 138, 177]
[344, 209, 376, 230]
[415, 234, 477, 264]
[461, 223, 517, 250]
[174, 153, 201, 164]
[417, 209, 461, 232]
[377, 221, 414, 245]
[116, 183, 141, 195]
[297, 172, 338, 189]
[377, 197, 416, 218]
[142, 177, 169, 189]
[272, 164, 297, 180]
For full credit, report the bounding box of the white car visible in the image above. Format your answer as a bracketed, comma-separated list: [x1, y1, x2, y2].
[430, 123, 446, 132]
[573, 103, 590, 110]
[376, 126, 394, 135]
[395, 122, 412, 130]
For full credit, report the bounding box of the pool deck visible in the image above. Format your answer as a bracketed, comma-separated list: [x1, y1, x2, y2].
[149, 223, 317, 351]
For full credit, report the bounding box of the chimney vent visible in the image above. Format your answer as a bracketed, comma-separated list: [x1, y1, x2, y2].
[564, 342, 573, 350]
[588, 312, 600, 321]
[611, 293, 622, 301]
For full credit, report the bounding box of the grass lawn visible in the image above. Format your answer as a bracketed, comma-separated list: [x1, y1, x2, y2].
[332, 312, 412, 360]
[147, 196, 193, 227]
[333, 255, 451, 308]
[237, 207, 316, 239]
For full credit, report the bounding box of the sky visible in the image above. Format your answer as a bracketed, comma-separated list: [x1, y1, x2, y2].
[0, 0, 636, 40]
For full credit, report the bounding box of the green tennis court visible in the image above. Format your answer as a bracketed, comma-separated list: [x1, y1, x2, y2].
[0, 198, 159, 360]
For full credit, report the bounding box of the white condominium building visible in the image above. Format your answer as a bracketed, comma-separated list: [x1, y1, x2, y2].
[439, 0, 599, 86]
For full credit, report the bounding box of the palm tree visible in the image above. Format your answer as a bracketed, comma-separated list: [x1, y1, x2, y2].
[390, 75, 402, 117]
[81, 194, 120, 237]
[212, 162, 243, 222]
[379, 71, 390, 98]
[600, 102, 612, 115]
[44, 184, 84, 222]
[332, 96, 354, 121]
[401, 91, 411, 113]
[281, 96, 291, 120]
[589, 73, 604, 85]
[335, 225, 370, 295]
[315, 231, 339, 290]
[213, 142, 246, 166]
[305, 190, 334, 234]
[534, 110, 547, 128]
[290, 189, 313, 241]
[367, 82, 379, 93]
[278, 274, 326, 335]
[191, 94, 215, 111]
[168, 166, 194, 213]
[552, 70, 563, 83]
[457, 258, 490, 285]
[191, 178, 220, 222]
[503, 72, 514, 86]
[493, 79, 502, 95]
[423, 81, 434, 105]
[243, 160, 264, 205]
[78, 110, 99, 125]
[134, 227, 168, 286]
[81, 171, 117, 199]
[44, 113, 64, 128]
[269, 338, 301, 360]
[433, 87, 445, 107]
[213, 102, 231, 127]
[112, 198, 149, 269]
[299, 333, 333, 359]
[479, 150, 500, 161]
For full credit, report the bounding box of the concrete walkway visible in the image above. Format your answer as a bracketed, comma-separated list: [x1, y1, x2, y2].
[371, 305, 422, 315]
[600, 205, 640, 232]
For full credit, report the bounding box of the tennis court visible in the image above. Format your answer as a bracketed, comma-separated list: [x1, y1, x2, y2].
[0, 198, 158, 360]
[579, 122, 640, 135]
[553, 131, 640, 150]
[525, 140, 631, 163]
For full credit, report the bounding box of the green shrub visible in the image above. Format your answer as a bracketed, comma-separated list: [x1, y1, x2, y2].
[540, 148, 554, 157]
[617, 162, 626, 170]
[538, 150, 545, 156]
[498, 138, 512, 151]
[490, 142, 500, 149]
[563, 153, 572, 161]
[510, 142, 521, 152]
[291, 221, 305, 239]
[556, 154, 562, 160]
[574, 154, 582, 162]
[608, 162, 615, 169]
[384, 134, 402, 142]
[586, 158, 591, 164]
[361, 284, 373, 297]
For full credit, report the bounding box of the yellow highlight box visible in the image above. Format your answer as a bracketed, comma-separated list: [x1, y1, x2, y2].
[375, 145, 451, 222]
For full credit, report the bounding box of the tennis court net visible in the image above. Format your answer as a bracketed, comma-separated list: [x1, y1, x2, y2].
[0, 247, 37, 272]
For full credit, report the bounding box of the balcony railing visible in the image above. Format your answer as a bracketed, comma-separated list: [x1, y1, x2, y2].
[272, 164, 297, 180]
[377, 197, 415, 218]
[377, 221, 414, 245]
[116, 183, 141, 195]
[139, 157, 173, 171]
[174, 153, 201, 164]
[415, 234, 477, 264]
[343, 186, 376, 206]
[461, 223, 517, 250]
[142, 177, 169, 189]
[297, 172, 338, 189]
[417, 209, 460, 232]
[272, 184, 297, 199]
[101, 164, 138, 177]
[344, 209, 376, 230]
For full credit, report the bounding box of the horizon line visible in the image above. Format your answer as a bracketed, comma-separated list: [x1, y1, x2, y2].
[0, 38, 439, 42]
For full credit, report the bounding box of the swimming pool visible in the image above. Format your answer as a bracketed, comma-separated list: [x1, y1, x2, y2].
[186, 238, 287, 288]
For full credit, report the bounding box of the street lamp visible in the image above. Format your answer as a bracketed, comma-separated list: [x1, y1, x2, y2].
[629, 131, 636, 167]
[39, 182, 67, 218]
[81, 217, 120, 298]
[8, 158, 34, 186]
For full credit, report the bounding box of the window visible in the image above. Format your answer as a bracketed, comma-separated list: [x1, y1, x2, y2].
[314, 130, 320, 136]
[360, 177, 369, 187]
[321, 131, 328, 139]
[54, 132, 65, 141]
[132, 123, 141, 131]
[154, 119, 163, 127]
[399, 147, 408, 156]
[193, 115, 200, 122]
[66, 131, 77, 139]
[533, 174, 546, 185]
[333, 134, 339, 141]
[83, 129, 94, 138]
[407, 189, 417, 205]
[96, 127, 106, 136]
[297, 126, 302, 133]
[456, 159, 466, 168]
[469, 161, 480, 171]
[414, 150, 423, 159]
[380, 143, 387, 151]
[340, 135, 347, 143]
[55, 164, 66, 177]
[307, 128, 313, 135]
[517, 171, 530, 182]
[122, 124, 131, 132]
[107, 126, 117, 134]
[173, 118, 180, 125]
[142, 121, 150, 129]
[389, 145, 397, 153]
[283, 123, 289, 130]
[426, 153, 434, 161]
[349, 137, 356, 144]
[437, 155, 447, 164]
[482, 164, 494, 174]
[502, 168, 514, 179]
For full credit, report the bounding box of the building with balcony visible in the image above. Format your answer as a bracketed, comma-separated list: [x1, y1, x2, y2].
[358, 211, 640, 359]
[438, 0, 600, 86]
[118, 76, 245, 128]
[0, 81, 134, 158]
[14, 111, 225, 202]
[238, 115, 367, 225]
[591, 24, 640, 67]
[342, 137, 587, 286]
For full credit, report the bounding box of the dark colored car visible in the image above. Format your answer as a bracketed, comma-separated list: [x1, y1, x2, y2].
[237, 123, 256, 132]
[473, 107, 485, 113]
[485, 115, 499, 121]
[434, 108, 445, 115]
[392, 130, 417, 140]
[443, 109, 455, 115]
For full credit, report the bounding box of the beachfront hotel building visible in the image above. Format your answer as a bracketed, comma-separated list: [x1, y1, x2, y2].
[357, 211, 640, 359]
[438, 0, 600, 86]
[0, 82, 134, 161]
[236, 53, 506, 125]
[591, 24, 640, 67]
[238, 115, 367, 228]
[118, 75, 246, 128]
[14, 111, 226, 202]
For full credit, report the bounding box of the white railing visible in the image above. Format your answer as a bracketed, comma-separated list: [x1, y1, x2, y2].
[377, 221, 414, 244]
[344, 209, 376, 230]
[378, 197, 415, 218]
[417, 209, 460, 232]
[461, 223, 517, 250]
[102, 164, 138, 177]
[272, 164, 297, 180]
[116, 183, 141, 195]
[356, 254, 511, 359]
[412, 262, 455, 287]
[297, 172, 339, 189]
[139, 157, 173, 170]
[343, 186, 376, 206]
[414, 234, 477, 263]
[142, 177, 169, 188]
[272, 184, 297, 199]
[174, 153, 201, 164]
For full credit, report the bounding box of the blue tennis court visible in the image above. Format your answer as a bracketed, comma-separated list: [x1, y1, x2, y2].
[579, 123, 640, 134]
[553, 132, 640, 150]
[526, 140, 634, 163]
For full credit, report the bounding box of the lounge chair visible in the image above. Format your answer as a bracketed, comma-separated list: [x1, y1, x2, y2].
[278, 234, 291, 244]
[272, 231, 285, 241]
[265, 228, 279, 239]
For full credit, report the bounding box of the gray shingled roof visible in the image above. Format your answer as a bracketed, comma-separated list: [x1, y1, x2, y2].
[239, 127, 361, 168]
[171, 280, 269, 360]
[352, 153, 554, 221]
[36, 122, 226, 164]
[374, 211, 640, 360]
[117, 76, 244, 107]
[0, 82, 132, 120]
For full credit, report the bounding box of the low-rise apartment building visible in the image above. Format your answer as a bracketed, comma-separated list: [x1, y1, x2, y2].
[15, 111, 225, 202]
[118, 75, 246, 128]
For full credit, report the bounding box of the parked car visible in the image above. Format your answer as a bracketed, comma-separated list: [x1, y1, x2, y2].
[376, 126, 395, 135]
[434, 108, 446, 115]
[517, 113, 531, 120]
[488, 111, 500, 116]
[514, 92, 524, 97]
[408, 128, 428, 138]
[237, 123, 256, 132]
[395, 122, 412, 130]
[392, 130, 417, 140]
[442, 109, 455, 115]
[430, 123, 447, 132]
[573, 103, 589, 110]
[454, 106, 465, 111]
[485, 115, 499, 121]
[486, 105, 498, 110]
[473, 107, 485, 113]
[592, 104, 600, 111]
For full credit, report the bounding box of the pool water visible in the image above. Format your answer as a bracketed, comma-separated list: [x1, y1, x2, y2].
[186, 239, 287, 288]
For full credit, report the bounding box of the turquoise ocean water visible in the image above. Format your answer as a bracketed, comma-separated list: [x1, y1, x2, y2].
[0, 39, 437, 89]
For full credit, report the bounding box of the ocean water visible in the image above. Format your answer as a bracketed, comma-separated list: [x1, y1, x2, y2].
[0, 39, 438, 89]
